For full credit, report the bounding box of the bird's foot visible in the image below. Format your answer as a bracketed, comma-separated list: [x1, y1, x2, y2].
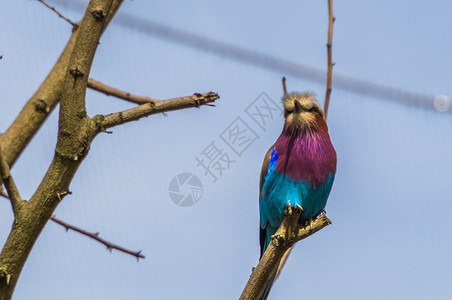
[302, 218, 316, 231]
[316, 209, 326, 218]
[271, 233, 284, 247]
[284, 204, 303, 217]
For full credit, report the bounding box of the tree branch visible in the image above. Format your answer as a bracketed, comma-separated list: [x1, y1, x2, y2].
[0, 1, 123, 298]
[323, 0, 335, 120]
[87, 78, 157, 105]
[0, 147, 23, 216]
[240, 207, 332, 300]
[50, 216, 145, 260]
[37, 0, 77, 28]
[282, 77, 288, 96]
[99, 92, 219, 129]
[56, 0, 114, 159]
[0, 192, 143, 260]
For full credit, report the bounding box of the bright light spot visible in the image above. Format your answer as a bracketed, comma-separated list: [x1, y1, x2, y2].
[433, 95, 450, 112]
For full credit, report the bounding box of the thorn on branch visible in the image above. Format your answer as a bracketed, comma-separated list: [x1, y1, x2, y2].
[101, 129, 113, 134]
[136, 250, 142, 262]
[56, 191, 72, 201]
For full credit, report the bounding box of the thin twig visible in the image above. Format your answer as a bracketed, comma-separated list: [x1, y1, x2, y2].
[282, 77, 288, 96]
[100, 92, 219, 129]
[240, 209, 332, 300]
[0, 147, 23, 215]
[0, 187, 144, 260]
[50, 215, 145, 260]
[0, 190, 9, 200]
[37, 0, 77, 28]
[88, 78, 157, 105]
[323, 0, 335, 120]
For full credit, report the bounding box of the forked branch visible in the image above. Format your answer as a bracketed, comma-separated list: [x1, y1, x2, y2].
[0, 147, 23, 216]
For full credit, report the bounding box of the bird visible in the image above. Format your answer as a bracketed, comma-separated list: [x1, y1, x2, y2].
[259, 92, 337, 299]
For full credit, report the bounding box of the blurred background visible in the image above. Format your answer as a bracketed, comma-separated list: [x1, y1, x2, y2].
[1, 0, 451, 299]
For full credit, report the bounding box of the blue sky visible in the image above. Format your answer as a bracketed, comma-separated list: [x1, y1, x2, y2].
[1, 0, 452, 299]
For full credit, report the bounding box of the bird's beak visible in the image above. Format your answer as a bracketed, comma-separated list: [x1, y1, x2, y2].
[293, 100, 303, 114]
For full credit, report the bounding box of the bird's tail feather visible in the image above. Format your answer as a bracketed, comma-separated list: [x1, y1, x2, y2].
[275, 245, 294, 280]
[259, 246, 294, 299]
[260, 270, 277, 300]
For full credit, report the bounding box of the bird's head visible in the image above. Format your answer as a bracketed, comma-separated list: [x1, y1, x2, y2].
[282, 92, 325, 134]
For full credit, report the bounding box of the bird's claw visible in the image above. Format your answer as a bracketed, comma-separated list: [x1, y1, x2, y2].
[284, 205, 292, 216]
[284, 204, 303, 216]
[271, 233, 284, 247]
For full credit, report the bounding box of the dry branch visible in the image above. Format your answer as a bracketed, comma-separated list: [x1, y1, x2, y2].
[323, 0, 335, 120]
[0, 192, 143, 260]
[240, 208, 332, 300]
[100, 92, 219, 129]
[50, 216, 145, 260]
[282, 77, 288, 96]
[88, 78, 157, 105]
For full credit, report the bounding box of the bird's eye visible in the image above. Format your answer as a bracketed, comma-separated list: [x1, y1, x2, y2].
[285, 109, 291, 115]
[307, 106, 320, 114]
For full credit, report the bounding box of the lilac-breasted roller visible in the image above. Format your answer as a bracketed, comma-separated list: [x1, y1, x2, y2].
[259, 92, 337, 299]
